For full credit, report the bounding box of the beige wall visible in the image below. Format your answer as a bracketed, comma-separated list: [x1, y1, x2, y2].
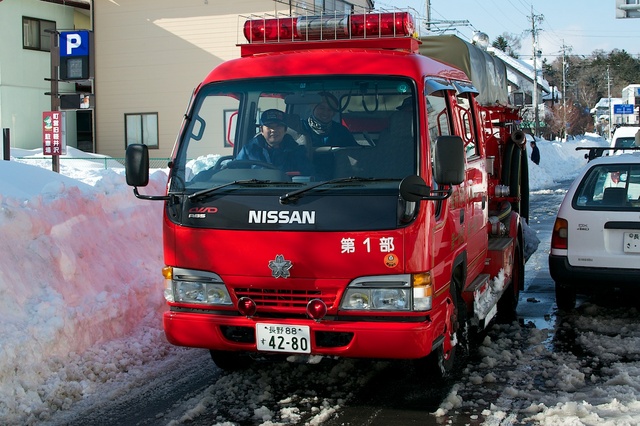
[93, 0, 372, 158]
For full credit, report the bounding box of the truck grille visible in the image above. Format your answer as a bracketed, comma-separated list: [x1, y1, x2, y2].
[234, 288, 336, 310]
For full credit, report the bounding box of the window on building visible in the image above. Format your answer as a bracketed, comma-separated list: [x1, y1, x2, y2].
[289, 0, 356, 14]
[23, 17, 56, 52]
[125, 113, 159, 149]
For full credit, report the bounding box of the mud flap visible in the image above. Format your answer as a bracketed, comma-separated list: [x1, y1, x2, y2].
[464, 273, 498, 329]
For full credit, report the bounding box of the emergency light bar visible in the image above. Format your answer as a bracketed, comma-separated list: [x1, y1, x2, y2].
[243, 12, 415, 43]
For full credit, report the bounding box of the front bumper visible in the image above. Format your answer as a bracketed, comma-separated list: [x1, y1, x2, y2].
[163, 310, 442, 359]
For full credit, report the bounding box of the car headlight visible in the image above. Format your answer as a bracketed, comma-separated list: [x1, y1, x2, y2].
[163, 267, 232, 306]
[340, 274, 432, 312]
[343, 288, 409, 310]
[174, 281, 232, 305]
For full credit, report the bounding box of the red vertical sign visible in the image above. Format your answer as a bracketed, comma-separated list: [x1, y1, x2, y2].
[42, 111, 63, 156]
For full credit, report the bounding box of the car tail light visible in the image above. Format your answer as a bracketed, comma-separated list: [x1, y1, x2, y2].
[551, 218, 568, 250]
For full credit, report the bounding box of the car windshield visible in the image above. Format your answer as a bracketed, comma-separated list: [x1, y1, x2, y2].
[615, 137, 637, 149]
[573, 163, 640, 210]
[168, 77, 418, 193]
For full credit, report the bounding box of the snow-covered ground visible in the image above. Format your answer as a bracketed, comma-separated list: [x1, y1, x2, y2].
[4, 134, 638, 425]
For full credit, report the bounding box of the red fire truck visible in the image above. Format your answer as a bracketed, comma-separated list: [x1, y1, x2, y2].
[126, 11, 528, 377]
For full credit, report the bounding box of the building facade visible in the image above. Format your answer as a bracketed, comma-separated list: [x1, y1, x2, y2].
[621, 84, 640, 125]
[0, 0, 90, 151]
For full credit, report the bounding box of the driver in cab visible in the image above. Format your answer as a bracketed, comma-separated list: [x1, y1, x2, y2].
[236, 109, 313, 176]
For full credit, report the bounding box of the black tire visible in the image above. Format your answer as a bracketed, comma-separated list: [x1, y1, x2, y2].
[555, 283, 576, 311]
[502, 141, 529, 222]
[497, 237, 523, 322]
[417, 284, 468, 381]
[520, 148, 530, 223]
[209, 350, 253, 371]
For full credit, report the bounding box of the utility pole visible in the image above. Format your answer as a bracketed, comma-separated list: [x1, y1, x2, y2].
[560, 41, 571, 140]
[607, 65, 613, 140]
[426, 0, 431, 32]
[529, 6, 544, 137]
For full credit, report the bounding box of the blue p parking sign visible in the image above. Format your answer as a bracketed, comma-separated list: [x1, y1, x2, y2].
[60, 31, 90, 57]
[59, 31, 91, 80]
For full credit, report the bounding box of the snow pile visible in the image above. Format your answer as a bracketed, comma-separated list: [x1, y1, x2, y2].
[0, 148, 170, 424]
[444, 306, 640, 425]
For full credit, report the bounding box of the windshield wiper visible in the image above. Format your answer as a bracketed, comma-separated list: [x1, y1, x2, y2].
[189, 179, 278, 200]
[279, 177, 382, 204]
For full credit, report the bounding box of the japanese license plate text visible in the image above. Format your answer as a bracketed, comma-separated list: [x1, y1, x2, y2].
[256, 323, 311, 353]
[623, 232, 640, 253]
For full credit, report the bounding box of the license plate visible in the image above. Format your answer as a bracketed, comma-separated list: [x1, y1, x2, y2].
[256, 323, 311, 353]
[623, 232, 640, 253]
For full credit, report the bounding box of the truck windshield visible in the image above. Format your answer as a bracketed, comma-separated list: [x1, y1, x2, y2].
[169, 78, 418, 193]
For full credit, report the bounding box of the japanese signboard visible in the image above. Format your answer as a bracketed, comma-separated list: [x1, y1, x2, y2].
[42, 111, 66, 156]
[613, 104, 634, 114]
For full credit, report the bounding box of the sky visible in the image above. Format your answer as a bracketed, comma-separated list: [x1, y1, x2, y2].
[3, 135, 640, 425]
[380, 0, 640, 62]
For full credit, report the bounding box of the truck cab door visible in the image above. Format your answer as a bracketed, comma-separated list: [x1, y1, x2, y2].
[452, 90, 488, 281]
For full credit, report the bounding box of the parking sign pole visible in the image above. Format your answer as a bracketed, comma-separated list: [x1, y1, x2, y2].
[46, 29, 61, 173]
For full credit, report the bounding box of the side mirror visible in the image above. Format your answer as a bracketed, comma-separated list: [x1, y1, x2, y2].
[399, 175, 431, 202]
[433, 135, 464, 186]
[125, 144, 149, 187]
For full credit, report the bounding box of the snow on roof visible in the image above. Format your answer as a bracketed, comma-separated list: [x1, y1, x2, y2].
[488, 47, 550, 93]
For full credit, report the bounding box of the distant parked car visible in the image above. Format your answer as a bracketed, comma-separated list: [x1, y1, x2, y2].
[549, 152, 640, 310]
[610, 126, 640, 153]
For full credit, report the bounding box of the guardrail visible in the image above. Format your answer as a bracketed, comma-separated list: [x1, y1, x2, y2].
[14, 157, 171, 170]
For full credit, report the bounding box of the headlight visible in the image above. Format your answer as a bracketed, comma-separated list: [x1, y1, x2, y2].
[340, 273, 432, 312]
[372, 288, 409, 309]
[163, 267, 232, 306]
[174, 281, 232, 305]
[341, 275, 410, 311]
[344, 291, 371, 309]
[342, 288, 410, 310]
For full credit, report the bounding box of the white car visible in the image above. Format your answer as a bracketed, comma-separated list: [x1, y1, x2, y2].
[610, 126, 640, 153]
[549, 152, 640, 310]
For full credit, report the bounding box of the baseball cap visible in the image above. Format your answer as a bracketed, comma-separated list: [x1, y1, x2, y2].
[260, 109, 287, 127]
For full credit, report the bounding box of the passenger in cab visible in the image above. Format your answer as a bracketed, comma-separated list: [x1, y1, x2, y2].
[300, 92, 357, 147]
[237, 109, 313, 175]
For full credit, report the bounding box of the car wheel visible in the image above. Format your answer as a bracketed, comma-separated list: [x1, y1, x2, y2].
[497, 238, 523, 322]
[555, 282, 576, 311]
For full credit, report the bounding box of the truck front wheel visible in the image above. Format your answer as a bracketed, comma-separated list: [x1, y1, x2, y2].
[416, 286, 468, 380]
[497, 238, 523, 322]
